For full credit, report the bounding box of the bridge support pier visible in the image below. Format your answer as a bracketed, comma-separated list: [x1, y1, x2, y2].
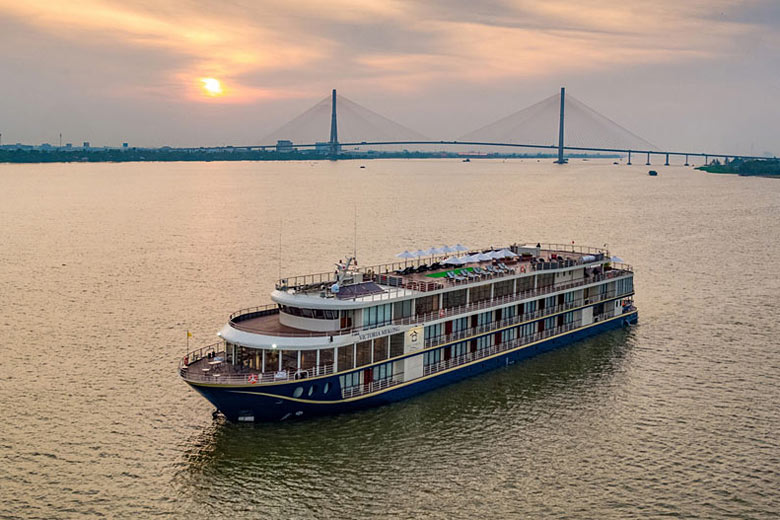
[685, 154, 689, 166]
[646, 152, 651, 165]
[665, 153, 670, 166]
[627, 150, 632, 165]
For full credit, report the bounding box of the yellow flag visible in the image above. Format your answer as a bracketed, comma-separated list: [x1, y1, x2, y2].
[187, 331, 192, 338]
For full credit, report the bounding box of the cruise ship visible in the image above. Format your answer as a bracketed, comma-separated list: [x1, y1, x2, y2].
[179, 243, 637, 422]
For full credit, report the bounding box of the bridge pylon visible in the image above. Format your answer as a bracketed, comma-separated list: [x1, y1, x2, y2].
[555, 87, 567, 164]
[329, 89, 339, 158]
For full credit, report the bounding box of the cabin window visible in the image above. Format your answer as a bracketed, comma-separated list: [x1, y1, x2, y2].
[339, 371, 362, 390]
[564, 291, 576, 304]
[355, 341, 372, 367]
[502, 328, 518, 342]
[393, 299, 413, 319]
[389, 333, 404, 358]
[364, 303, 391, 328]
[373, 336, 388, 363]
[469, 284, 491, 303]
[545, 296, 557, 309]
[477, 311, 492, 326]
[264, 349, 279, 372]
[451, 341, 469, 358]
[281, 350, 298, 372]
[300, 350, 317, 371]
[423, 348, 442, 366]
[372, 361, 393, 381]
[476, 335, 494, 350]
[493, 280, 514, 298]
[452, 317, 469, 333]
[517, 276, 533, 293]
[415, 295, 438, 315]
[319, 348, 334, 368]
[503, 305, 516, 320]
[442, 289, 466, 309]
[425, 323, 443, 343]
[338, 344, 354, 371]
[544, 317, 556, 329]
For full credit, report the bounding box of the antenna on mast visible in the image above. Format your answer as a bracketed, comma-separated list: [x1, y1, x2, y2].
[278, 218, 283, 282]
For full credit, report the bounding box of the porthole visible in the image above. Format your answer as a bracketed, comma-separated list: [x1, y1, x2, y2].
[323, 382, 331, 394]
[293, 387, 303, 398]
[308, 385, 318, 396]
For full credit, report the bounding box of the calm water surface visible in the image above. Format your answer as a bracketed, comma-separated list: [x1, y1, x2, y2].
[1, 159, 778, 519]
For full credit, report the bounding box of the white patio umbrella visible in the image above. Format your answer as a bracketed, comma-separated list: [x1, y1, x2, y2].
[610, 256, 624, 263]
[502, 249, 518, 257]
[443, 255, 461, 265]
[476, 252, 492, 262]
[440, 245, 456, 253]
[396, 250, 416, 266]
[488, 250, 505, 259]
[453, 244, 469, 252]
[413, 250, 427, 264]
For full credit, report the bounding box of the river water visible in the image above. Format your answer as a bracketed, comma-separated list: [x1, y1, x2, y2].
[0, 159, 778, 519]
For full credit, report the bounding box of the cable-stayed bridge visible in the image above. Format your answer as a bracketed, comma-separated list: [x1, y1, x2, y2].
[202, 88, 772, 164]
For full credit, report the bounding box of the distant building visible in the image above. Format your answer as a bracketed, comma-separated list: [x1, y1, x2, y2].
[83, 142, 90, 149]
[65, 143, 72, 149]
[276, 140, 293, 153]
[122, 143, 128, 149]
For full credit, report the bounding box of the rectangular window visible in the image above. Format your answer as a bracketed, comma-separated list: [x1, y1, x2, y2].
[544, 316, 556, 329]
[564, 291, 576, 304]
[451, 341, 469, 358]
[281, 350, 297, 372]
[477, 311, 492, 326]
[423, 348, 442, 366]
[339, 370, 363, 390]
[493, 280, 514, 298]
[415, 295, 439, 315]
[300, 350, 316, 371]
[442, 289, 467, 309]
[372, 361, 394, 381]
[545, 296, 557, 309]
[319, 348, 334, 367]
[393, 299, 413, 319]
[264, 349, 279, 372]
[389, 333, 404, 358]
[469, 284, 491, 303]
[364, 303, 391, 328]
[338, 344, 354, 371]
[425, 323, 443, 342]
[517, 276, 533, 293]
[355, 341, 372, 367]
[373, 336, 388, 363]
[526, 300, 537, 313]
[452, 316, 469, 333]
[503, 305, 516, 320]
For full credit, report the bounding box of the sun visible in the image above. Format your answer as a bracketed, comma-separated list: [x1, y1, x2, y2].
[200, 77, 223, 96]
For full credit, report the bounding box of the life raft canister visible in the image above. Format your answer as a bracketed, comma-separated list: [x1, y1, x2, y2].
[247, 374, 259, 384]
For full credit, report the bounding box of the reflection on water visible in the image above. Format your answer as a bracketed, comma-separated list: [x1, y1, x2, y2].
[1, 159, 778, 519]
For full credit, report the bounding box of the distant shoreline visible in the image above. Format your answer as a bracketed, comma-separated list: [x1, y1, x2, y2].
[0, 148, 619, 164]
[696, 158, 780, 179]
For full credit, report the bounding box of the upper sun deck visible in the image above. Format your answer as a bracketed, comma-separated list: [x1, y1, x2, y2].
[274, 243, 611, 304]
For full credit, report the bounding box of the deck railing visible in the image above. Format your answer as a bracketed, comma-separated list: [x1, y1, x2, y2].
[228, 269, 632, 338]
[341, 374, 405, 399]
[179, 351, 335, 385]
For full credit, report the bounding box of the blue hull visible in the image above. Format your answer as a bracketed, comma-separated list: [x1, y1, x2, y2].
[188, 312, 638, 422]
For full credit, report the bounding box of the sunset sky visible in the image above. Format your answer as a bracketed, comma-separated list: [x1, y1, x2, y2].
[1, 0, 778, 154]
